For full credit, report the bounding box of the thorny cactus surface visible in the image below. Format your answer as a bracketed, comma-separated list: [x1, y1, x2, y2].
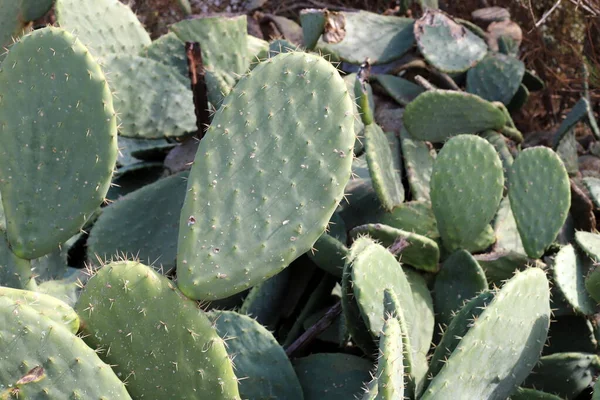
[0, 1, 598, 399]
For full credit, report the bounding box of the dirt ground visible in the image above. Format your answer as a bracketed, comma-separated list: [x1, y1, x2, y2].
[121, 0, 599, 135]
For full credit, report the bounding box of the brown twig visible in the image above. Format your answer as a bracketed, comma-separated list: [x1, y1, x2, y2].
[285, 301, 342, 357]
[185, 42, 210, 140]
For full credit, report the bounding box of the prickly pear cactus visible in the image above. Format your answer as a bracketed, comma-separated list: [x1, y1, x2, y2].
[0, 27, 117, 259]
[177, 52, 354, 300]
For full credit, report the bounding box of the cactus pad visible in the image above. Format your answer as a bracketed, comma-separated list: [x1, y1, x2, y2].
[508, 147, 570, 259]
[177, 52, 354, 300]
[400, 129, 435, 202]
[0, 297, 131, 399]
[422, 268, 551, 400]
[55, 0, 150, 60]
[403, 90, 506, 142]
[414, 9, 487, 73]
[466, 52, 525, 104]
[375, 314, 405, 399]
[371, 74, 424, 106]
[75, 261, 241, 399]
[0, 27, 117, 259]
[553, 244, 596, 315]
[430, 135, 504, 251]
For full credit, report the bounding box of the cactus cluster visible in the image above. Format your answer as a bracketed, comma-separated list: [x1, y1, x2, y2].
[0, 1, 598, 399]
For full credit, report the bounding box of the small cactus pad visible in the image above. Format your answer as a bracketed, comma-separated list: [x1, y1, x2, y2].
[508, 147, 570, 259]
[552, 98, 595, 149]
[75, 261, 241, 399]
[414, 9, 487, 73]
[299, 9, 326, 50]
[103, 55, 196, 139]
[552, 244, 596, 315]
[583, 177, 600, 208]
[430, 135, 504, 251]
[0, 2, 30, 53]
[371, 74, 424, 106]
[314, 11, 415, 65]
[400, 129, 435, 202]
[575, 231, 600, 262]
[293, 353, 373, 400]
[375, 314, 405, 399]
[434, 249, 488, 328]
[170, 15, 248, 76]
[421, 268, 551, 400]
[0, 297, 131, 399]
[364, 123, 404, 211]
[403, 90, 506, 142]
[466, 52, 525, 104]
[0, 286, 79, 333]
[208, 310, 303, 400]
[494, 196, 526, 255]
[87, 172, 189, 272]
[349, 224, 440, 272]
[55, 0, 150, 60]
[0, 229, 36, 290]
[177, 52, 354, 300]
[0, 27, 117, 259]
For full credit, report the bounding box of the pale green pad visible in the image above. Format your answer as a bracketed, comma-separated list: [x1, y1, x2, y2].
[177, 52, 354, 300]
[75, 261, 240, 399]
[315, 11, 415, 65]
[494, 196, 526, 255]
[364, 123, 404, 211]
[421, 268, 550, 400]
[208, 311, 303, 400]
[375, 316, 404, 399]
[400, 129, 435, 202]
[0, 27, 118, 259]
[508, 147, 570, 259]
[403, 90, 506, 142]
[552, 244, 596, 315]
[55, 0, 150, 60]
[431, 135, 504, 251]
[0, 297, 131, 399]
[414, 9, 487, 73]
[575, 231, 600, 262]
[103, 54, 196, 139]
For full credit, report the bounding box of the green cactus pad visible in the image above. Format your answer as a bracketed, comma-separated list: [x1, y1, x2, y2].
[431, 135, 504, 251]
[0, 297, 131, 399]
[414, 9, 487, 73]
[141, 32, 189, 82]
[308, 233, 349, 278]
[364, 123, 404, 211]
[575, 231, 600, 262]
[314, 10, 415, 65]
[0, 2, 29, 56]
[103, 54, 196, 139]
[466, 52, 525, 104]
[522, 353, 600, 399]
[553, 244, 596, 315]
[349, 224, 439, 272]
[299, 9, 326, 50]
[482, 130, 514, 174]
[0, 231, 36, 290]
[583, 177, 600, 208]
[268, 39, 299, 58]
[400, 129, 435, 202]
[0, 27, 117, 259]
[208, 310, 303, 400]
[523, 70, 545, 91]
[379, 201, 439, 239]
[494, 197, 526, 255]
[375, 314, 404, 399]
[106, 162, 165, 201]
[177, 52, 355, 300]
[427, 290, 495, 379]
[37, 267, 88, 308]
[552, 97, 595, 149]
[586, 265, 600, 303]
[170, 15, 248, 77]
[247, 35, 269, 64]
[371, 74, 424, 106]
[75, 261, 240, 399]
[293, 353, 373, 400]
[403, 90, 506, 142]
[434, 249, 488, 328]
[508, 147, 571, 259]
[88, 172, 188, 273]
[507, 84, 530, 112]
[55, 0, 150, 60]
[0, 286, 79, 333]
[239, 268, 291, 330]
[476, 250, 545, 284]
[421, 268, 551, 400]
[509, 388, 563, 400]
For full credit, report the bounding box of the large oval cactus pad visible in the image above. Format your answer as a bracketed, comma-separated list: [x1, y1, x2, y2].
[177, 52, 355, 300]
[0, 27, 117, 259]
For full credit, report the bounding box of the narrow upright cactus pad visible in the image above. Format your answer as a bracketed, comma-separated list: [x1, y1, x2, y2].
[403, 90, 506, 142]
[430, 135, 504, 251]
[0, 297, 131, 399]
[508, 147, 570, 259]
[177, 52, 354, 300]
[0, 229, 36, 290]
[422, 268, 551, 400]
[552, 244, 595, 315]
[414, 9, 487, 73]
[75, 261, 241, 399]
[375, 315, 405, 399]
[55, 0, 151, 60]
[0, 27, 118, 259]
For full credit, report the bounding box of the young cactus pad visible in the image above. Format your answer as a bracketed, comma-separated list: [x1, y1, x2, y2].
[0, 27, 117, 259]
[75, 261, 241, 399]
[177, 52, 355, 300]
